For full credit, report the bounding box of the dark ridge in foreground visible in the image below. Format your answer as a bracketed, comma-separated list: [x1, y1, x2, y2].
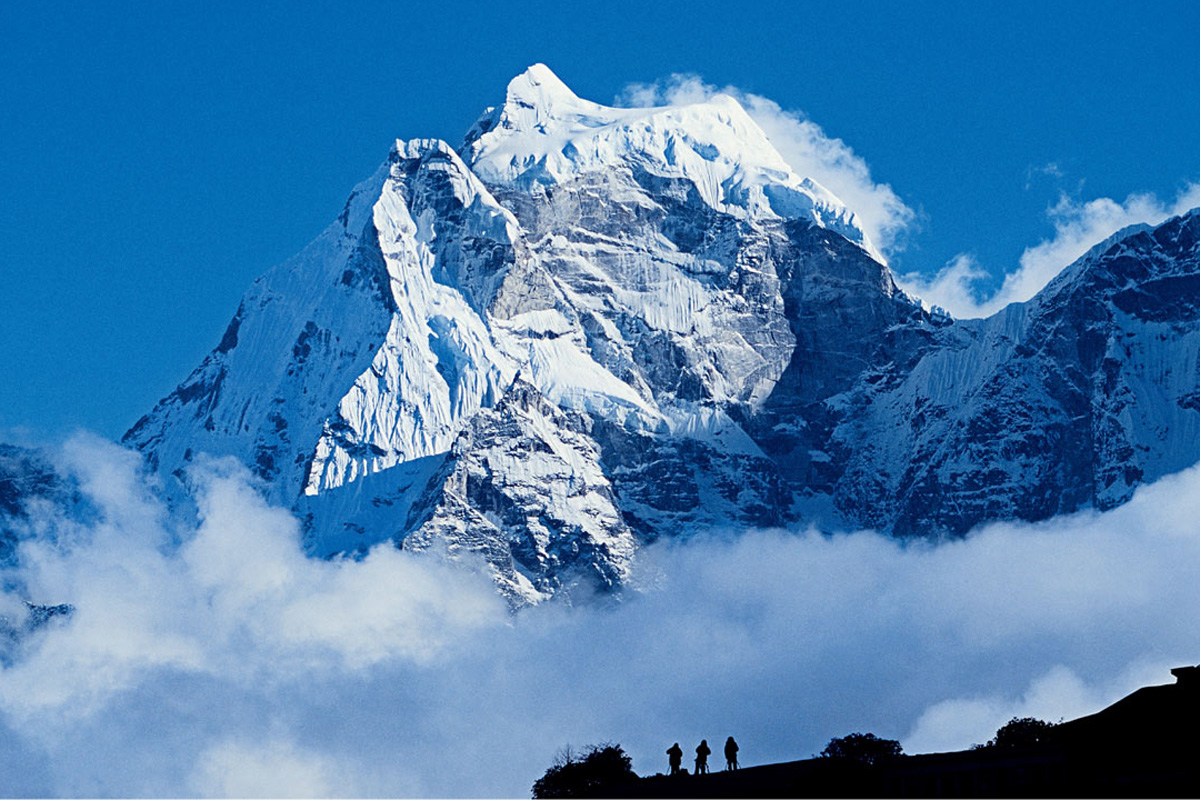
[599, 665, 1200, 798]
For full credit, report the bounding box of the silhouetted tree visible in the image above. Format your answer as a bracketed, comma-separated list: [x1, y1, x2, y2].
[532, 743, 637, 798]
[982, 717, 1056, 749]
[819, 733, 904, 767]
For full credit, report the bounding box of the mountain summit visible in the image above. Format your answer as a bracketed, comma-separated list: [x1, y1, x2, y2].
[114, 66, 1200, 604]
[465, 65, 873, 257]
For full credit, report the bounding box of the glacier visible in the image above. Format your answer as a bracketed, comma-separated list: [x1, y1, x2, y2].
[8, 63, 1183, 606]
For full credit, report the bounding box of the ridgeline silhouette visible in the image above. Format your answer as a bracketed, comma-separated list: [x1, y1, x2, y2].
[532, 665, 1200, 798]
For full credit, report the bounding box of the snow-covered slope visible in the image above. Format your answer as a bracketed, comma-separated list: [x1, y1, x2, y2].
[400, 377, 636, 605]
[116, 65, 1200, 602]
[124, 160, 398, 507]
[834, 210, 1200, 535]
[463, 64, 875, 259]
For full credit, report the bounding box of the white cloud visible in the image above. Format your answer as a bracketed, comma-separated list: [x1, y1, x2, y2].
[1, 437, 505, 729]
[4, 435, 1200, 796]
[905, 662, 1165, 754]
[189, 738, 355, 798]
[898, 183, 1200, 318]
[1024, 162, 1066, 190]
[618, 76, 917, 258]
[891, 253, 989, 318]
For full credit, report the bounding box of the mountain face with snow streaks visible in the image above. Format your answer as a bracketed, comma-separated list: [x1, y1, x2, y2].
[399, 378, 636, 604]
[108, 64, 1200, 602]
[833, 212, 1200, 536]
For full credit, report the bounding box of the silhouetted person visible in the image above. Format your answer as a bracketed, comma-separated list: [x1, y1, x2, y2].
[666, 742, 683, 776]
[695, 739, 711, 775]
[724, 736, 739, 771]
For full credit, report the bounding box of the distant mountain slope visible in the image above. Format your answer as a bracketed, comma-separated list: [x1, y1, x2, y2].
[0, 444, 84, 566]
[836, 211, 1200, 535]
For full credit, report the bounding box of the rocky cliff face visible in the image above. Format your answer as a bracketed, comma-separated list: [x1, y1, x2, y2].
[110, 64, 1200, 603]
[399, 377, 636, 605]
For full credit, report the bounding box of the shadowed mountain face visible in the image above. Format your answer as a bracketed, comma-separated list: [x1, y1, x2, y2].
[835, 212, 1200, 536]
[99, 65, 1200, 603]
[0, 445, 61, 565]
[0, 445, 91, 567]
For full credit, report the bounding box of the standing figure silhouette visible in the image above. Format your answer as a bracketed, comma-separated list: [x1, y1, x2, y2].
[695, 739, 711, 775]
[724, 736, 739, 771]
[666, 742, 683, 776]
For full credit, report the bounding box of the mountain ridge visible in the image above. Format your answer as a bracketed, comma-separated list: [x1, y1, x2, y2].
[7, 65, 1198, 604]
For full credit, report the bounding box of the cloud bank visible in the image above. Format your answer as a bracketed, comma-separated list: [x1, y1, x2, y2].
[897, 183, 1200, 318]
[3, 435, 1200, 797]
[619, 76, 917, 258]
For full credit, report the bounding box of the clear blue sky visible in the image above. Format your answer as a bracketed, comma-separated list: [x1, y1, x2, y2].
[3, 0, 1198, 439]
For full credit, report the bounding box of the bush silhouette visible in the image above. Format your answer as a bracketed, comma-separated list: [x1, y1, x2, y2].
[819, 732, 904, 767]
[532, 743, 637, 798]
[981, 717, 1056, 749]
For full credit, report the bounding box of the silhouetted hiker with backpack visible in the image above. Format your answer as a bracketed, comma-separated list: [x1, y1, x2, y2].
[695, 739, 711, 775]
[666, 742, 683, 776]
[725, 736, 739, 770]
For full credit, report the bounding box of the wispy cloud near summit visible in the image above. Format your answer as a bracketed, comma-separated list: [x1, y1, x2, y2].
[897, 183, 1200, 318]
[617, 75, 1200, 321]
[618, 75, 917, 259]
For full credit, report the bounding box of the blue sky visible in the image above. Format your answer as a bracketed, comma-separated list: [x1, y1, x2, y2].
[3, 0, 1199, 439]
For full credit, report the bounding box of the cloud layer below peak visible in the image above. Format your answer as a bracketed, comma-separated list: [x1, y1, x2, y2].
[2, 435, 1200, 797]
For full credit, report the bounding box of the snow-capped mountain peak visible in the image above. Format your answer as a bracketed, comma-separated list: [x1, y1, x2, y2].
[463, 64, 876, 258]
[111, 66, 1200, 606]
[498, 61, 586, 122]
